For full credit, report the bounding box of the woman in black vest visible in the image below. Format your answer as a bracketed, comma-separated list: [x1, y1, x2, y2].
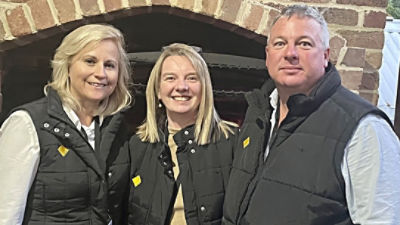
[0, 24, 132, 225]
[128, 43, 238, 225]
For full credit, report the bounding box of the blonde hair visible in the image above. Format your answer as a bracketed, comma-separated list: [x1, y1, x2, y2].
[45, 24, 133, 116]
[137, 43, 237, 145]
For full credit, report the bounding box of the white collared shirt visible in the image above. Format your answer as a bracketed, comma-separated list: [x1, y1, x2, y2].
[0, 106, 103, 225]
[63, 105, 98, 150]
[265, 89, 400, 224]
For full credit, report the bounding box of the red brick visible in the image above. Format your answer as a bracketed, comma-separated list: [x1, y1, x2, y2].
[129, 0, 147, 7]
[293, 0, 330, 2]
[6, 0, 30, 2]
[365, 51, 382, 70]
[364, 11, 387, 28]
[79, 0, 100, 16]
[201, 0, 218, 16]
[338, 30, 384, 49]
[27, 0, 55, 30]
[152, 0, 170, 6]
[361, 71, 379, 90]
[6, 6, 32, 37]
[104, 0, 123, 12]
[342, 48, 365, 67]
[220, 0, 242, 23]
[359, 91, 378, 104]
[54, 0, 76, 23]
[261, 8, 279, 36]
[329, 36, 345, 64]
[244, 4, 263, 31]
[337, 0, 388, 8]
[339, 70, 363, 90]
[176, 0, 194, 11]
[320, 7, 358, 26]
[264, 2, 285, 11]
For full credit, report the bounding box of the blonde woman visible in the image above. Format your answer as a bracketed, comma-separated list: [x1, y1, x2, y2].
[128, 43, 238, 225]
[0, 24, 133, 225]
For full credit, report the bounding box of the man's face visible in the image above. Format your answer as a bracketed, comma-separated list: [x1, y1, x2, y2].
[266, 15, 329, 95]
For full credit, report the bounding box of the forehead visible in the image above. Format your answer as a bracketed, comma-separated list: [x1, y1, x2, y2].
[161, 55, 195, 71]
[72, 40, 119, 61]
[269, 15, 322, 39]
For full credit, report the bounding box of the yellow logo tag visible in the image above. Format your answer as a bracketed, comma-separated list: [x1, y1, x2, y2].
[58, 145, 69, 157]
[243, 137, 250, 149]
[132, 175, 141, 187]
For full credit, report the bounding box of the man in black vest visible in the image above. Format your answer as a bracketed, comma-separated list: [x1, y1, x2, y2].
[222, 4, 400, 225]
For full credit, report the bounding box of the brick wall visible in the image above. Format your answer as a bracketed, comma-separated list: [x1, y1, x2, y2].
[0, 0, 389, 108]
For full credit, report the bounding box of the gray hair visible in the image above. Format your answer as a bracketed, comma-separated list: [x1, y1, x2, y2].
[271, 4, 330, 49]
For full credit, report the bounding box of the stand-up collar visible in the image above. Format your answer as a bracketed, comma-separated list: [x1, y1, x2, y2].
[286, 63, 341, 117]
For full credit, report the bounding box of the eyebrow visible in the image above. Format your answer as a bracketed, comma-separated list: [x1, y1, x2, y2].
[161, 72, 197, 76]
[269, 35, 315, 45]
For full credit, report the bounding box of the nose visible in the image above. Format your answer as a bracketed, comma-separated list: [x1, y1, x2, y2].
[176, 78, 189, 91]
[94, 64, 106, 78]
[284, 43, 299, 62]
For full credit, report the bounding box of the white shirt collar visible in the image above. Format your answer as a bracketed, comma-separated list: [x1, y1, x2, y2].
[62, 105, 104, 150]
[62, 104, 104, 130]
[63, 105, 83, 130]
[269, 88, 279, 111]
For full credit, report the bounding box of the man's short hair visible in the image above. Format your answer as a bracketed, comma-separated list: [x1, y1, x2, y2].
[270, 4, 330, 49]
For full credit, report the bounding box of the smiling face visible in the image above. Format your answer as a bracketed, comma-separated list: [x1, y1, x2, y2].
[69, 39, 119, 107]
[158, 55, 202, 125]
[266, 15, 329, 96]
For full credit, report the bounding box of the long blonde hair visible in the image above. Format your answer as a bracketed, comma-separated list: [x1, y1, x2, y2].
[46, 24, 133, 116]
[137, 43, 237, 145]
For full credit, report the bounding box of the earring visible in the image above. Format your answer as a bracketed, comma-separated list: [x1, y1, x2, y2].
[158, 100, 163, 108]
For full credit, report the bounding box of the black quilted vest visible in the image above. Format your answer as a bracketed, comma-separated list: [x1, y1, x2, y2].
[16, 88, 130, 225]
[223, 63, 391, 225]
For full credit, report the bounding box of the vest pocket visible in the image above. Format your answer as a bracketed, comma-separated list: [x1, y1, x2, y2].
[193, 168, 225, 222]
[29, 171, 90, 222]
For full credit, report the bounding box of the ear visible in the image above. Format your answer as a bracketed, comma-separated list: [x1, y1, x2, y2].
[323, 48, 330, 68]
[265, 45, 269, 67]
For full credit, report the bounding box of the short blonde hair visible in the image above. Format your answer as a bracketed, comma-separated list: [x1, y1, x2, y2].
[46, 24, 133, 116]
[137, 43, 237, 145]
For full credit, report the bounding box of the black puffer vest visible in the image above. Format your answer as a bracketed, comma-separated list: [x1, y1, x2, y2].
[128, 125, 238, 225]
[16, 88, 130, 225]
[223, 63, 391, 225]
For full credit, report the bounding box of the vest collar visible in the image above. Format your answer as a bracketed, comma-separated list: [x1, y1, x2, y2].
[286, 63, 341, 117]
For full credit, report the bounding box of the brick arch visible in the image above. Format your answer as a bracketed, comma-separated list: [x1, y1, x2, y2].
[0, 0, 274, 52]
[0, 0, 390, 105]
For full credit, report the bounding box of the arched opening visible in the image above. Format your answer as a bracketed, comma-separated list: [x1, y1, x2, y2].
[0, 7, 269, 130]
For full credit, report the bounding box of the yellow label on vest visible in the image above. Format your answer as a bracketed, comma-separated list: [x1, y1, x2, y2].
[132, 175, 141, 187]
[243, 137, 250, 148]
[58, 145, 69, 157]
